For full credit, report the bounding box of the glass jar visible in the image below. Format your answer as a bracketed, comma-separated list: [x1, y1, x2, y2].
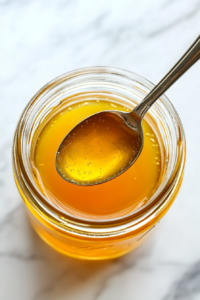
[12, 67, 186, 260]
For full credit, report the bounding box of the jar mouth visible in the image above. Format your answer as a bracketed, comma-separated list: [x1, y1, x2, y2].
[12, 66, 186, 236]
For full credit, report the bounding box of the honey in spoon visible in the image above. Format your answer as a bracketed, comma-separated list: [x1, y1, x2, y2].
[56, 112, 142, 185]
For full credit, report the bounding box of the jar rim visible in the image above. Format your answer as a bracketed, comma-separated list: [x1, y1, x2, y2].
[12, 66, 186, 237]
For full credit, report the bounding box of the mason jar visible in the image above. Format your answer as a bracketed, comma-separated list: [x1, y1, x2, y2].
[12, 67, 186, 260]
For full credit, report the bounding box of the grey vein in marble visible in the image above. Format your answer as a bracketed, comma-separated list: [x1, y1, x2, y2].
[163, 261, 200, 300]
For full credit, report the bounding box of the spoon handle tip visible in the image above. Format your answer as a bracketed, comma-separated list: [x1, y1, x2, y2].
[134, 35, 200, 119]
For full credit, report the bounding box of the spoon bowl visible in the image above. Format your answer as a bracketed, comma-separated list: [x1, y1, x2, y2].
[56, 110, 143, 185]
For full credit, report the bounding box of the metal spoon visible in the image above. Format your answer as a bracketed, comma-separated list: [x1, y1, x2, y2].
[56, 35, 200, 186]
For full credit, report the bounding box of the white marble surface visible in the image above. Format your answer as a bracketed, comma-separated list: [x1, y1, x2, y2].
[0, 0, 200, 299]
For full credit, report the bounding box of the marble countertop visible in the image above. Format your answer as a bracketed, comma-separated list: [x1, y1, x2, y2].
[1, 0, 200, 299]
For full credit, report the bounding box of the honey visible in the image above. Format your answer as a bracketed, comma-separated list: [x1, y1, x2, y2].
[33, 99, 162, 219]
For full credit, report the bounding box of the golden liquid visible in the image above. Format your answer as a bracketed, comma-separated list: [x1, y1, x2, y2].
[56, 112, 141, 185]
[33, 99, 161, 219]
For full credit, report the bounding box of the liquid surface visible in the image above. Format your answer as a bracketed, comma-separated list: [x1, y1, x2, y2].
[33, 99, 162, 219]
[56, 112, 141, 185]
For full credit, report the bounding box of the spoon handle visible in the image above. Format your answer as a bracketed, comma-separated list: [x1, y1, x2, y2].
[134, 35, 200, 119]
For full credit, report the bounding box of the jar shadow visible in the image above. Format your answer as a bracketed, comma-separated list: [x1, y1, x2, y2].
[24, 209, 155, 299]
[1, 201, 156, 300]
